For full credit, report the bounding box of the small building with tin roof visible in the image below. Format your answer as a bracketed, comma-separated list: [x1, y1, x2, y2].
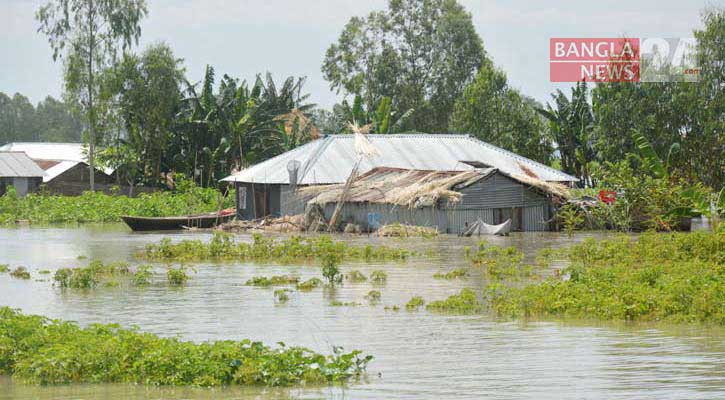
[0, 151, 45, 196]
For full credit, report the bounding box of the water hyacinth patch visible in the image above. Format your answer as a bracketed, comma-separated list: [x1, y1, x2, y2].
[0, 307, 372, 387]
[143, 233, 411, 263]
[426, 288, 483, 314]
[345, 270, 367, 282]
[405, 296, 425, 311]
[9, 267, 31, 280]
[487, 232, 725, 324]
[433, 268, 468, 280]
[370, 270, 388, 284]
[246, 275, 300, 287]
[296, 278, 323, 291]
[0, 264, 10, 273]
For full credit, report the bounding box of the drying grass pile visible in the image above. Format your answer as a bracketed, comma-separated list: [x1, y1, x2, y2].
[375, 223, 438, 238]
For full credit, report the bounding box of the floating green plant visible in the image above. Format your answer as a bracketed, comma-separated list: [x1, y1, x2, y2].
[487, 232, 725, 324]
[0, 307, 372, 386]
[384, 305, 400, 311]
[330, 300, 362, 307]
[405, 296, 425, 311]
[433, 268, 468, 280]
[131, 265, 153, 286]
[274, 289, 292, 303]
[246, 275, 300, 287]
[9, 267, 30, 280]
[365, 290, 381, 303]
[345, 270, 367, 282]
[370, 270, 388, 284]
[321, 252, 343, 285]
[0, 264, 9, 273]
[54, 261, 131, 289]
[296, 278, 322, 291]
[167, 266, 192, 286]
[38, 270, 51, 275]
[426, 288, 482, 314]
[142, 233, 411, 264]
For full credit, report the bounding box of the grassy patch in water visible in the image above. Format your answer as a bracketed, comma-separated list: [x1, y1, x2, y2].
[0, 264, 9, 273]
[433, 268, 468, 280]
[487, 232, 725, 324]
[143, 233, 411, 263]
[296, 278, 323, 291]
[405, 296, 425, 311]
[426, 289, 483, 314]
[0, 307, 372, 386]
[245, 275, 300, 287]
[9, 267, 30, 280]
[369, 270, 388, 284]
[345, 270, 367, 282]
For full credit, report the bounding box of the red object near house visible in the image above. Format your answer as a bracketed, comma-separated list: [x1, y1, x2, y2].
[599, 190, 617, 204]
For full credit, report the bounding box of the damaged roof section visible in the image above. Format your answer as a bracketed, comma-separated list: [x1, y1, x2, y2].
[301, 167, 572, 209]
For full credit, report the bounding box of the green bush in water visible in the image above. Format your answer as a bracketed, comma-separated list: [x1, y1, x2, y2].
[9, 267, 30, 280]
[132, 265, 153, 286]
[405, 296, 425, 311]
[365, 290, 381, 303]
[426, 289, 483, 314]
[167, 267, 191, 286]
[321, 252, 343, 285]
[433, 268, 467, 280]
[0, 264, 10, 273]
[345, 270, 367, 282]
[54, 261, 131, 289]
[487, 231, 725, 324]
[0, 307, 372, 386]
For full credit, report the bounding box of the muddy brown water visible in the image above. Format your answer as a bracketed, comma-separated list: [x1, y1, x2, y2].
[0, 225, 723, 399]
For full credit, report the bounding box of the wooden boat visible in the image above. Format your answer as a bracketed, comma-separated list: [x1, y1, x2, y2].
[122, 209, 236, 231]
[461, 218, 512, 236]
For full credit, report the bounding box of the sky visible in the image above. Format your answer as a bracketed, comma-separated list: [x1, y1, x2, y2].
[0, 0, 720, 109]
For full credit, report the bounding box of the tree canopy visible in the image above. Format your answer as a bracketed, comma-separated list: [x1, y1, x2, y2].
[322, 0, 485, 133]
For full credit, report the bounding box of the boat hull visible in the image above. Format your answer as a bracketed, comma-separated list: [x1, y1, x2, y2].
[122, 213, 235, 231]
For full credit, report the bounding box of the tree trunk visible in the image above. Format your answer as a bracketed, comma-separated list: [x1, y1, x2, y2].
[87, 0, 96, 192]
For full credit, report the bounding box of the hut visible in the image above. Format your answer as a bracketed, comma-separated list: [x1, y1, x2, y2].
[0, 152, 45, 196]
[0, 142, 114, 194]
[221, 133, 578, 227]
[299, 167, 570, 233]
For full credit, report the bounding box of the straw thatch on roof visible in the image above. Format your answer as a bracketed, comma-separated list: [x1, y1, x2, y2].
[299, 167, 496, 209]
[299, 166, 571, 210]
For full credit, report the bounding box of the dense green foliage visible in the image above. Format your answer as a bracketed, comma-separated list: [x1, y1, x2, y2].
[322, 0, 485, 133]
[0, 307, 372, 386]
[143, 233, 411, 263]
[0, 183, 232, 224]
[54, 261, 131, 288]
[37, 0, 149, 190]
[432, 268, 467, 280]
[426, 288, 482, 314]
[450, 60, 552, 164]
[9, 267, 30, 280]
[245, 275, 300, 287]
[487, 232, 725, 324]
[0, 92, 82, 143]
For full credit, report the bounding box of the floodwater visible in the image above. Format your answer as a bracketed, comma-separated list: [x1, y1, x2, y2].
[0, 225, 723, 400]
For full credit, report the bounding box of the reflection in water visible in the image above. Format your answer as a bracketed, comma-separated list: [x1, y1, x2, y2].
[0, 225, 723, 399]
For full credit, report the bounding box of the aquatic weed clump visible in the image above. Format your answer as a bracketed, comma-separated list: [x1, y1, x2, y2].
[433, 268, 468, 280]
[53, 261, 132, 288]
[9, 267, 31, 280]
[0, 307, 372, 387]
[143, 233, 411, 263]
[487, 232, 725, 324]
[246, 275, 300, 287]
[426, 288, 483, 314]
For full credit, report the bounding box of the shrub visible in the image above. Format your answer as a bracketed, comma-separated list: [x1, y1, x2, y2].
[296, 278, 322, 291]
[0, 264, 9, 273]
[167, 267, 190, 286]
[433, 268, 467, 280]
[370, 270, 387, 284]
[345, 270, 367, 282]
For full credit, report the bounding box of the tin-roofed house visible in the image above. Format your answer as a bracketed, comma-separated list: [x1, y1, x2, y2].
[221, 133, 577, 231]
[0, 152, 45, 196]
[0, 142, 114, 194]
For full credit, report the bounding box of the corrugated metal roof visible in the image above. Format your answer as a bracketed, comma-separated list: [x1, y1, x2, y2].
[222, 134, 577, 184]
[42, 160, 81, 182]
[0, 142, 114, 175]
[0, 152, 46, 178]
